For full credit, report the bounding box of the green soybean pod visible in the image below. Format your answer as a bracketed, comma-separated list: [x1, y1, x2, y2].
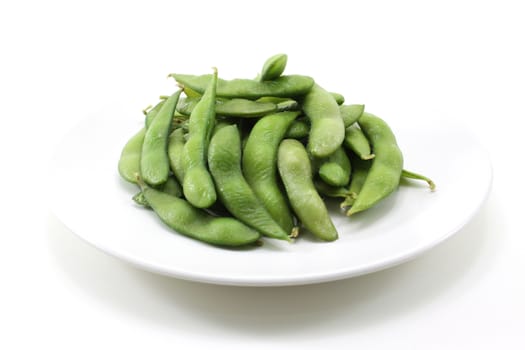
[258, 53, 288, 81]
[137, 178, 260, 247]
[242, 111, 300, 233]
[141, 89, 183, 185]
[177, 97, 278, 118]
[343, 124, 375, 160]
[286, 111, 359, 140]
[144, 98, 167, 129]
[168, 128, 186, 184]
[278, 139, 338, 242]
[217, 98, 277, 117]
[182, 68, 218, 208]
[285, 118, 309, 139]
[347, 112, 404, 216]
[169, 73, 314, 99]
[340, 104, 365, 128]
[317, 146, 352, 187]
[208, 124, 291, 242]
[342, 155, 372, 210]
[302, 84, 345, 158]
[118, 128, 146, 183]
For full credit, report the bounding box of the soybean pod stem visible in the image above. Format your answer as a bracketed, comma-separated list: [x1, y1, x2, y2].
[402, 169, 436, 191]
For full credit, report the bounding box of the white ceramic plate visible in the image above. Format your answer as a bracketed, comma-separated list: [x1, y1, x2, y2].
[50, 105, 492, 286]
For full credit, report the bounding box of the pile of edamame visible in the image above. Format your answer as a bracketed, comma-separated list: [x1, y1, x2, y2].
[118, 54, 435, 247]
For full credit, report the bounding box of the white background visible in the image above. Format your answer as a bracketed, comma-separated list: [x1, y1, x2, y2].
[1, 0, 524, 349]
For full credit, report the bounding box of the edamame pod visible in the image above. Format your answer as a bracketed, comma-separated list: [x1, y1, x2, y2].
[141, 89, 182, 185]
[182, 68, 218, 208]
[258, 53, 288, 81]
[242, 111, 300, 233]
[347, 112, 404, 215]
[118, 128, 146, 183]
[317, 146, 352, 187]
[303, 84, 345, 158]
[285, 118, 309, 139]
[168, 128, 186, 184]
[340, 104, 365, 128]
[169, 73, 314, 99]
[137, 178, 260, 247]
[286, 104, 364, 139]
[177, 97, 278, 118]
[278, 139, 338, 241]
[342, 154, 371, 209]
[144, 98, 166, 129]
[208, 124, 291, 242]
[343, 124, 375, 160]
